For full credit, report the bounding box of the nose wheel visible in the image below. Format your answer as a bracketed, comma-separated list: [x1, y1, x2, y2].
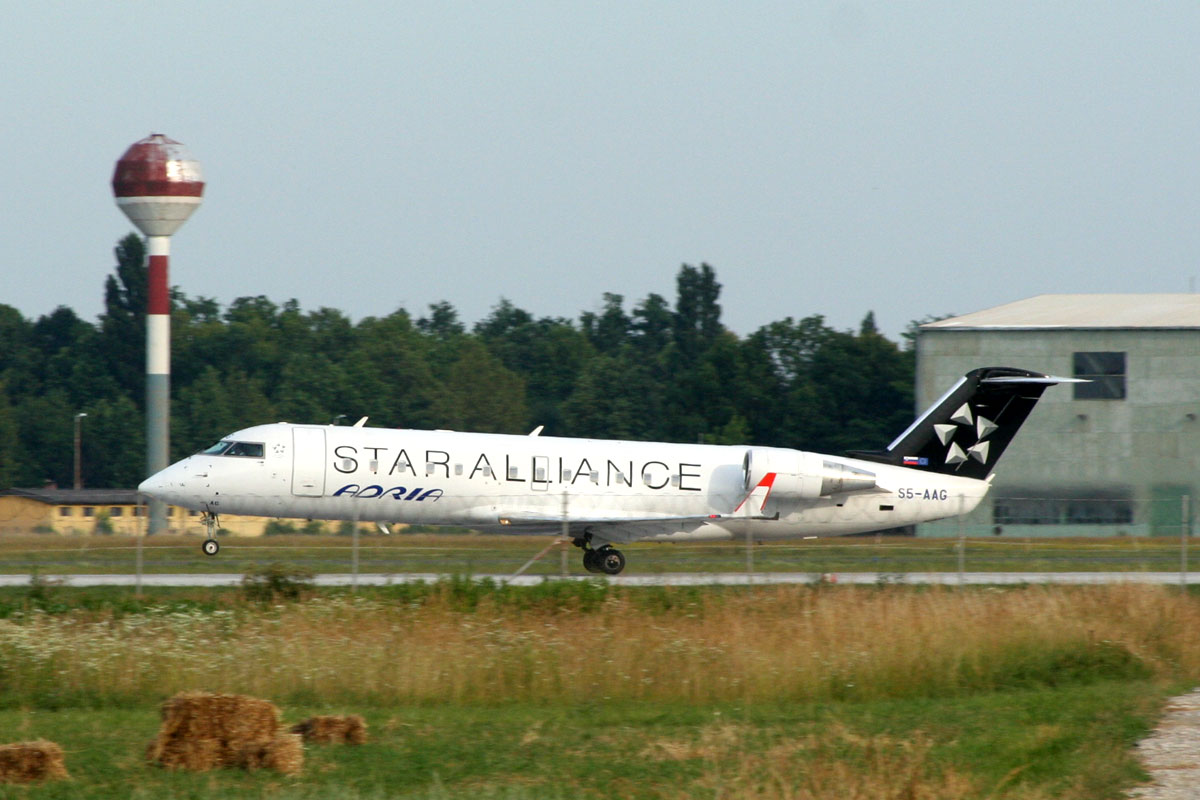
[201, 511, 220, 557]
[575, 537, 626, 575]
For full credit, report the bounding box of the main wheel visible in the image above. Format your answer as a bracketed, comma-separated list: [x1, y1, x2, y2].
[201, 538, 220, 556]
[596, 547, 626, 576]
[582, 549, 602, 573]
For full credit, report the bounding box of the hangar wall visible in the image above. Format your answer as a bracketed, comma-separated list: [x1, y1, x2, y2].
[916, 302, 1200, 537]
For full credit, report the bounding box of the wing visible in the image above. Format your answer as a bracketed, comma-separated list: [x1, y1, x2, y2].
[491, 512, 719, 542]
[489, 477, 779, 541]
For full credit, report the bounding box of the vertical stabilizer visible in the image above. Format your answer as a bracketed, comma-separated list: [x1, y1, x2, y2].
[848, 367, 1072, 479]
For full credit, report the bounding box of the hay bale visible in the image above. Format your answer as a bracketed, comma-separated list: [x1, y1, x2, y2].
[0, 740, 70, 784]
[290, 715, 368, 745]
[258, 734, 304, 775]
[157, 691, 280, 745]
[235, 732, 304, 775]
[153, 737, 222, 771]
[149, 691, 297, 773]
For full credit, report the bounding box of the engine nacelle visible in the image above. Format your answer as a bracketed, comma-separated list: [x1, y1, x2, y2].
[743, 447, 877, 500]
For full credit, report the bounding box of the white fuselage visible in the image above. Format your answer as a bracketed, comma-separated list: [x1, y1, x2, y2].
[140, 423, 989, 544]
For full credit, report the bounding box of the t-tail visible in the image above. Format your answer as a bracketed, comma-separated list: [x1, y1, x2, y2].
[848, 367, 1076, 480]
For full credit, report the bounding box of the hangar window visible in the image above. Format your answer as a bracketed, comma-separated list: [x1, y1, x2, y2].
[1073, 352, 1126, 400]
[994, 490, 1134, 525]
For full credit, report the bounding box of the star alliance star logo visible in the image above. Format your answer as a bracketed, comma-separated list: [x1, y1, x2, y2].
[936, 403, 997, 467]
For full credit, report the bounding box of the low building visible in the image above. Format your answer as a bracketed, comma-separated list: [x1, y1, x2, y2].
[0, 488, 275, 537]
[917, 294, 1200, 537]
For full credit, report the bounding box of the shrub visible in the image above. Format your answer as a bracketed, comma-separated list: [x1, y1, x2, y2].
[262, 520, 297, 536]
[241, 563, 315, 603]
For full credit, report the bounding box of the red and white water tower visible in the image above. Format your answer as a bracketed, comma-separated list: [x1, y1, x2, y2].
[112, 134, 205, 534]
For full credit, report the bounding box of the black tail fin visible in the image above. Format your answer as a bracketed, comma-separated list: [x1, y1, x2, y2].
[848, 367, 1071, 479]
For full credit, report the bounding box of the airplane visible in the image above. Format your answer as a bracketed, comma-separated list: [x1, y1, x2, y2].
[138, 366, 1074, 573]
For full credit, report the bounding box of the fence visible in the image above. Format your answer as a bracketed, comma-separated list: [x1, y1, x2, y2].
[0, 492, 1194, 588]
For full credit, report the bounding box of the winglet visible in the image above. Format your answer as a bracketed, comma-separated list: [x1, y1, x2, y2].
[735, 472, 777, 515]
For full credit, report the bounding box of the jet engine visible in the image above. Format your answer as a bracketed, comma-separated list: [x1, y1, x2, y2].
[743, 447, 878, 499]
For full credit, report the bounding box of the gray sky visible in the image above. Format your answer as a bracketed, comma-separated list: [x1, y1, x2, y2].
[5, 3, 1200, 340]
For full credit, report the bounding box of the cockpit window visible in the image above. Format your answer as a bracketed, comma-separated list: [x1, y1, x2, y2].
[201, 441, 264, 458]
[226, 442, 265, 458]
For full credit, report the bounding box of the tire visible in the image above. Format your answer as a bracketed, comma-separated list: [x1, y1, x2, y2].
[201, 538, 220, 556]
[582, 549, 601, 573]
[597, 548, 625, 576]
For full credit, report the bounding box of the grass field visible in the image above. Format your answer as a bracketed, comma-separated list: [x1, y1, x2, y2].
[0, 579, 1197, 798]
[0, 532, 1193, 576]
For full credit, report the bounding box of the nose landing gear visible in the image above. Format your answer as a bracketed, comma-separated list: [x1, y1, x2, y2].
[574, 535, 626, 575]
[201, 511, 220, 556]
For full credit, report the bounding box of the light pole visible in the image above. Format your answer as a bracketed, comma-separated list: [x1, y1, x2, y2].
[73, 412, 87, 490]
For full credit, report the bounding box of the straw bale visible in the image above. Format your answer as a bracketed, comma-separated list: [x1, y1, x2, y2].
[290, 715, 368, 745]
[158, 691, 279, 744]
[237, 733, 303, 776]
[149, 691, 292, 773]
[152, 737, 222, 771]
[0, 740, 70, 784]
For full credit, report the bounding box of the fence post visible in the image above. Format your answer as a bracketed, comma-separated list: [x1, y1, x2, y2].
[957, 493, 966, 586]
[1182, 494, 1191, 591]
[746, 526, 755, 581]
[136, 495, 144, 595]
[351, 510, 360, 594]
[561, 491, 570, 578]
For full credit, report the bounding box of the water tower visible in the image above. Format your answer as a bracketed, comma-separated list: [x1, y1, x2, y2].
[112, 134, 205, 534]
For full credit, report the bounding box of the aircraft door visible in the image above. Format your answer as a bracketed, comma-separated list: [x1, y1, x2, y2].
[531, 455, 550, 492]
[292, 427, 326, 497]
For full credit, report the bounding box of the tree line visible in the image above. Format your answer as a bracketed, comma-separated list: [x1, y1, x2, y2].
[0, 234, 919, 490]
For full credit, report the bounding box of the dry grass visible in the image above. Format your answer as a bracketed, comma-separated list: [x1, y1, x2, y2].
[639, 722, 1042, 800]
[1, 584, 1197, 708]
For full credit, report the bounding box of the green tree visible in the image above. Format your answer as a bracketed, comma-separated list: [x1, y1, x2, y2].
[672, 263, 722, 360]
[433, 339, 528, 433]
[0, 382, 22, 488]
[82, 396, 145, 487]
[98, 233, 148, 397]
[562, 351, 652, 440]
[416, 301, 465, 339]
[580, 293, 631, 354]
[356, 310, 438, 428]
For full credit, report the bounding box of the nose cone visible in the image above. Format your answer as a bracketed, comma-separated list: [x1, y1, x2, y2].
[138, 470, 169, 499]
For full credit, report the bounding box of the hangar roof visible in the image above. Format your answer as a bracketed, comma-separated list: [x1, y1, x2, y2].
[922, 294, 1200, 330]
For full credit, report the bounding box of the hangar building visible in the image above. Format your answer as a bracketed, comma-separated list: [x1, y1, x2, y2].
[915, 294, 1200, 537]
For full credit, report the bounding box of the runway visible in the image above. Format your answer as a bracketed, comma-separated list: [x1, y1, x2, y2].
[1, 571, 1197, 587]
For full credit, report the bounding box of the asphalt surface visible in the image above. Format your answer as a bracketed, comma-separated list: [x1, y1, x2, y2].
[1, 571, 1198, 587]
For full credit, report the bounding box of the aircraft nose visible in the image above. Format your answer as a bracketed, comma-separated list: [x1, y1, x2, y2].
[138, 469, 171, 499]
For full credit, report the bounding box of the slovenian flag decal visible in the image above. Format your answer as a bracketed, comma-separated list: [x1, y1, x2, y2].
[903, 456, 929, 466]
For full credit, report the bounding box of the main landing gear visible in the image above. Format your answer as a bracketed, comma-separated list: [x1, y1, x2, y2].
[573, 535, 626, 575]
[201, 511, 220, 556]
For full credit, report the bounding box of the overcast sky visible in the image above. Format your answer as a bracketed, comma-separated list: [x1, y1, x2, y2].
[5, 3, 1200, 340]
